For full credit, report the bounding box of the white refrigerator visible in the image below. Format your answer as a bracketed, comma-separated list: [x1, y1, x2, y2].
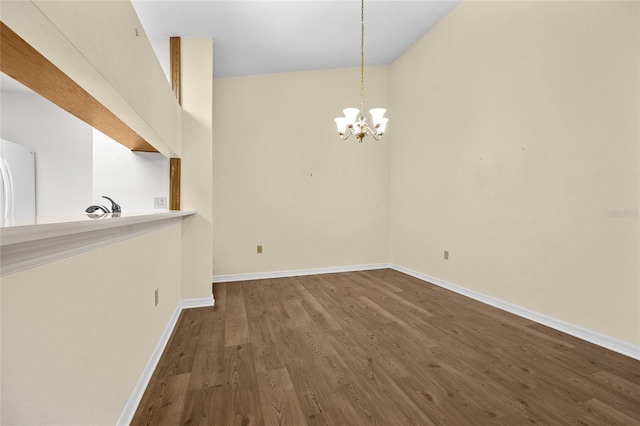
[0, 138, 36, 219]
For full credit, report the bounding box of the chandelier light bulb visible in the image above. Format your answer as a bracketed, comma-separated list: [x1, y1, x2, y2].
[376, 117, 389, 135]
[335, 117, 348, 135]
[343, 108, 360, 126]
[369, 108, 387, 126]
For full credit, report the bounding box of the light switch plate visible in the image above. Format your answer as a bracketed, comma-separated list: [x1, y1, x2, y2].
[154, 197, 167, 209]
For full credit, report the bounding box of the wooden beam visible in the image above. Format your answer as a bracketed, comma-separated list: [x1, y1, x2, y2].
[169, 37, 181, 210]
[170, 36, 181, 105]
[0, 22, 157, 152]
[169, 158, 181, 210]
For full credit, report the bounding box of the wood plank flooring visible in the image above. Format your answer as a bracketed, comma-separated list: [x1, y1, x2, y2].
[132, 269, 640, 425]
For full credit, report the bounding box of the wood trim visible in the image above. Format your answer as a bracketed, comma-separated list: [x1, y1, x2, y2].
[169, 158, 181, 210]
[169, 38, 181, 210]
[0, 22, 157, 152]
[170, 36, 181, 105]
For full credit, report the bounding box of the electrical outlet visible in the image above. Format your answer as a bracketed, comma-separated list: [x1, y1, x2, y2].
[257, 245, 263, 254]
[444, 250, 449, 260]
[155, 288, 159, 306]
[154, 197, 167, 209]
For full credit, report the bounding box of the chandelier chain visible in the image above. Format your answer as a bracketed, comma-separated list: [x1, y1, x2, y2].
[334, 0, 387, 142]
[360, 0, 365, 113]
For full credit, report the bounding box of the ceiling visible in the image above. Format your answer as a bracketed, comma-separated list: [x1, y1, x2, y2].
[131, 0, 460, 78]
[0, 1, 458, 93]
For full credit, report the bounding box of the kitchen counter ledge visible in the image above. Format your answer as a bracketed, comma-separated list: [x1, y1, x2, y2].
[0, 210, 195, 276]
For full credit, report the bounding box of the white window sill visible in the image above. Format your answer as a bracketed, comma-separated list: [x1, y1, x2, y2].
[0, 210, 195, 276]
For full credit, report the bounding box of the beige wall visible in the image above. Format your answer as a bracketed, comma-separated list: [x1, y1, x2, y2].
[181, 38, 214, 299]
[389, 1, 639, 345]
[1, 224, 182, 425]
[212, 66, 390, 276]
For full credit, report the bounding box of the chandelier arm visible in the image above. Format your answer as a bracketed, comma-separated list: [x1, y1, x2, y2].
[366, 127, 381, 141]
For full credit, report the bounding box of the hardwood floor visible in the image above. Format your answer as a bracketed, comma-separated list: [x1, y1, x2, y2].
[132, 269, 640, 425]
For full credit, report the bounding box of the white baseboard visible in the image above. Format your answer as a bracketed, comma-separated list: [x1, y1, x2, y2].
[180, 295, 215, 309]
[390, 264, 640, 361]
[117, 295, 215, 426]
[212, 263, 391, 283]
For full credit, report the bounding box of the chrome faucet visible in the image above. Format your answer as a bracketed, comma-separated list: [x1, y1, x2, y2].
[102, 196, 121, 213]
[85, 196, 121, 214]
[85, 204, 109, 214]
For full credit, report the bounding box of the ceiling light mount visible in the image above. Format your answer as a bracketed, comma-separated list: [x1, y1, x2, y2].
[334, 0, 388, 143]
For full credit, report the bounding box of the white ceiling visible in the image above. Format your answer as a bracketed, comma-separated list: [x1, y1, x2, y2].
[131, 0, 460, 78]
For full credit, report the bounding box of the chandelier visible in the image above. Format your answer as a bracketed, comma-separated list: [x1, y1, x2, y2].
[334, 0, 388, 142]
